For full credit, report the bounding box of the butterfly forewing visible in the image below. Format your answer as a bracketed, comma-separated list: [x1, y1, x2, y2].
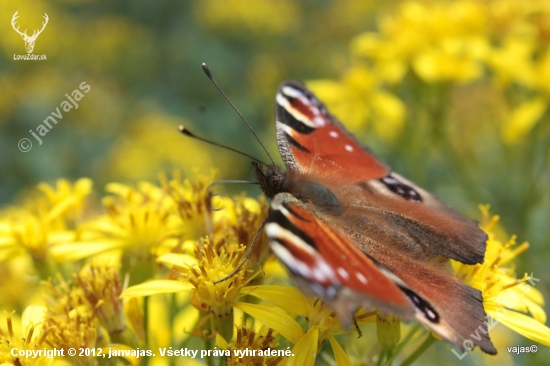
[275, 82, 389, 180]
[275, 81, 487, 265]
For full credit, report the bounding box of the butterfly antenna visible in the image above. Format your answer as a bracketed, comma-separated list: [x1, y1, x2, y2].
[201, 63, 275, 165]
[214, 219, 267, 284]
[179, 126, 268, 166]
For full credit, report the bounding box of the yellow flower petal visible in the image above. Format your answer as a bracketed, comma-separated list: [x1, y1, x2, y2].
[216, 333, 230, 349]
[121, 280, 194, 298]
[82, 220, 129, 238]
[328, 335, 353, 366]
[34, 357, 54, 366]
[525, 297, 547, 324]
[289, 327, 319, 366]
[241, 285, 308, 317]
[50, 240, 125, 262]
[233, 302, 304, 344]
[491, 308, 550, 346]
[502, 97, 547, 144]
[156, 253, 198, 268]
[21, 305, 46, 339]
[173, 305, 199, 345]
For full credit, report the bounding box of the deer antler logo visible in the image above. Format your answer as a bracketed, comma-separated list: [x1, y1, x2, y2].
[11, 11, 49, 54]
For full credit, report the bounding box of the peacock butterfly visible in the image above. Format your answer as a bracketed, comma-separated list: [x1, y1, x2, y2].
[183, 67, 496, 354]
[259, 81, 495, 354]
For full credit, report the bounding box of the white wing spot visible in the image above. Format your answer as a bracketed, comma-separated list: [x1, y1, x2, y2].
[356, 273, 368, 284]
[329, 131, 339, 138]
[337, 268, 349, 280]
[345, 144, 354, 152]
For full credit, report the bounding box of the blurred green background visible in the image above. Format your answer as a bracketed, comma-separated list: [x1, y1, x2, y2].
[1, 0, 549, 365]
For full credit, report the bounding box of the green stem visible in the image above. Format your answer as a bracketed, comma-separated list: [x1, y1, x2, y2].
[142, 296, 150, 366]
[398, 324, 421, 349]
[34, 257, 58, 279]
[385, 324, 422, 365]
[205, 316, 216, 366]
[109, 326, 138, 348]
[400, 334, 436, 366]
[376, 348, 388, 366]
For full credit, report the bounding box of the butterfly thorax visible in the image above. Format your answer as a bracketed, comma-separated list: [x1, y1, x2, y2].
[253, 161, 342, 216]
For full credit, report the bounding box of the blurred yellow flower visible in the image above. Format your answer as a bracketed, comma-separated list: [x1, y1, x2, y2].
[102, 114, 223, 182]
[35, 178, 93, 229]
[339, 0, 550, 143]
[51, 181, 182, 264]
[195, 0, 299, 37]
[0, 178, 90, 271]
[0, 307, 51, 366]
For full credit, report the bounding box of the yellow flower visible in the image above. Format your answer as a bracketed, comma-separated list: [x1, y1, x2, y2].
[51, 172, 220, 268]
[42, 274, 140, 365]
[75, 264, 138, 347]
[35, 178, 93, 230]
[161, 170, 216, 240]
[216, 325, 286, 366]
[187, 240, 253, 319]
[211, 195, 269, 272]
[376, 314, 401, 351]
[242, 285, 361, 366]
[452, 205, 550, 346]
[0, 215, 72, 283]
[0, 307, 52, 366]
[342, 0, 550, 145]
[0, 179, 90, 266]
[195, 0, 299, 38]
[101, 114, 219, 182]
[51, 181, 181, 264]
[352, 1, 488, 84]
[44, 312, 98, 366]
[122, 239, 255, 342]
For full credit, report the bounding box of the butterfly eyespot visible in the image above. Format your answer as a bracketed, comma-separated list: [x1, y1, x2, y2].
[380, 176, 422, 202]
[399, 286, 440, 323]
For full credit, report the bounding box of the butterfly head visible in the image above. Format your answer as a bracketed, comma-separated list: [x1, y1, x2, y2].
[252, 161, 287, 200]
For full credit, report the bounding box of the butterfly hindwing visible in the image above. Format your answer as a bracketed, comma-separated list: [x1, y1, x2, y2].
[265, 191, 496, 354]
[265, 192, 414, 325]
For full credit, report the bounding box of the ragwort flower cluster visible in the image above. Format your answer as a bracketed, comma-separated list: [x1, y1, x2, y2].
[311, 0, 550, 144]
[0, 175, 549, 366]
